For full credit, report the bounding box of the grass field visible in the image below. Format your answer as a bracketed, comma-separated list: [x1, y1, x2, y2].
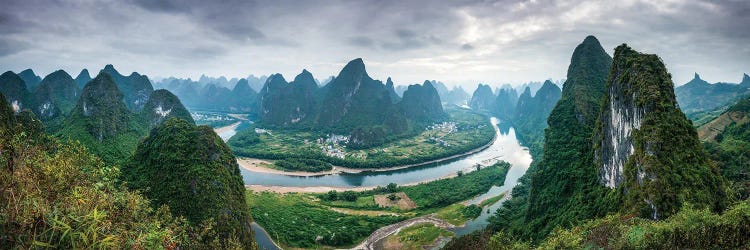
[382, 224, 454, 250]
[247, 163, 511, 249]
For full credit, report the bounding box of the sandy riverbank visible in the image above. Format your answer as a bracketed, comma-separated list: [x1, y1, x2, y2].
[214, 121, 241, 134]
[242, 162, 495, 194]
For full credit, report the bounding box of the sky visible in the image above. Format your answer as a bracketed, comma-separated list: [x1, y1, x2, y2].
[1, 0, 748, 89]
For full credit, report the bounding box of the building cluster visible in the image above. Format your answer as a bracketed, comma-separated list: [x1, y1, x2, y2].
[317, 134, 350, 159]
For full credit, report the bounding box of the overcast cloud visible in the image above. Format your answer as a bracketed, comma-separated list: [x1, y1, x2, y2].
[0, 0, 748, 88]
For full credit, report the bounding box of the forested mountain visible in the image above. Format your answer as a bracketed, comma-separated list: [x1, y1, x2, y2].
[512, 80, 561, 149]
[492, 87, 518, 120]
[675, 73, 750, 117]
[56, 73, 148, 164]
[449, 36, 731, 249]
[469, 84, 494, 111]
[258, 71, 318, 126]
[74, 69, 92, 89]
[594, 44, 725, 218]
[32, 70, 79, 122]
[123, 118, 255, 248]
[0, 71, 33, 112]
[100, 65, 154, 111]
[154, 76, 258, 112]
[17, 69, 42, 91]
[443, 86, 470, 105]
[701, 97, 750, 200]
[399, 81, 446, 121]
[517, 35, 614, 240]
[140, 89, 194, 127]
[385, 77, 401, 103]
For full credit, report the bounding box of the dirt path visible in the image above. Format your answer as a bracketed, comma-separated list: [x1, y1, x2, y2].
[347, 215, 455, 250]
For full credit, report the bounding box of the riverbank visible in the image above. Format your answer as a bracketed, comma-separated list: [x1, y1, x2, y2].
[237, 124, 499, 177]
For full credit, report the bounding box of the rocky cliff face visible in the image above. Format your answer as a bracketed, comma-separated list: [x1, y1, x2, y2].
[100, 64, 154, 111]
[140, 89, 194, 127]
[0, 71, 33, 113]
[595, 44, 726, 219]
[399, 81, 446, 122]
[32, 70, 79, 120]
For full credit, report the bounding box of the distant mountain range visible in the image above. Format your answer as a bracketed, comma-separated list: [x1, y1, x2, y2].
[256, 58, 446, 148]
[674, 73, 750, 118]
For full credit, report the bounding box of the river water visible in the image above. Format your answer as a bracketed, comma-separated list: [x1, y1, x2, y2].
[234, 117, 532, 249]
[239, 118, 531, 189]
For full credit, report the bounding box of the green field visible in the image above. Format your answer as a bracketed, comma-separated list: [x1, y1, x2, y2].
[383, 224, 454, 250]
[247, 163, 511, 249]
[230, 107, 494, 169]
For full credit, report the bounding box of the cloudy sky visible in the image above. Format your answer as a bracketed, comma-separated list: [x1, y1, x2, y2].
[1, 0, 748, 88]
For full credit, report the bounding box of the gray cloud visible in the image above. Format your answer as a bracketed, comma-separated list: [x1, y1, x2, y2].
[0, 0, 748, 87]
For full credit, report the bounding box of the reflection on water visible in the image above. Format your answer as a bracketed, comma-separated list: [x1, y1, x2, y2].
[240, 117, 531, 188]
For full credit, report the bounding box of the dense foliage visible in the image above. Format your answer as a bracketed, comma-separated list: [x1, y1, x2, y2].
[512, 81, 561, 150]
[603, 45, 727, 218]
[487, 201, 750, 249]
[515, 35, 615, 242]
[139, 89, 195, 127]
[31, 70, 79, 122]
[0, 93, 250, 249]
[704, 97, 750, 200]
[56, 73, 148, 165]
[273, 158, 332, 172]
[400, 162, 510, 209]
[246, 192, 403, 248]
[122, 118, 255, 248]
[100, 64, 154, 111]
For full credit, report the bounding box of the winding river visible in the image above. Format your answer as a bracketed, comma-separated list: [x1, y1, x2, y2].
[230, 117, 532, 249]
[238, 118, 531, 188]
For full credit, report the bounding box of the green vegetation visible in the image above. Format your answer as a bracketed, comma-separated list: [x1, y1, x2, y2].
[435, 204, 482, 225]
[606, 45, 726, 219]
[0, 93, 254, 249]
[491, 36, 615, 243]
[274, 158, 332, 172]
[400, 162, 509, 209]
[246, 192, 403, 248]
[56, 73, 149, 165]
[122, 118, 255, 248]
[249, 162, 510, 248]
[704, 97, 750, 200]
[488, 201, 750, 249]
[386, 224, 454, 250]
[231, 107, 494, 169]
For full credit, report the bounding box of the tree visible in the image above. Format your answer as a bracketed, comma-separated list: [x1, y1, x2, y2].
[386, 183, 398, 192]
[341, 191, 357, 202]
[326, 190, 339, 201]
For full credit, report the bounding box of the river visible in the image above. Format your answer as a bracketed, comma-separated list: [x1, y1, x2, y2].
[229, 117, 532, 249]
[238, 118, 531, 188]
